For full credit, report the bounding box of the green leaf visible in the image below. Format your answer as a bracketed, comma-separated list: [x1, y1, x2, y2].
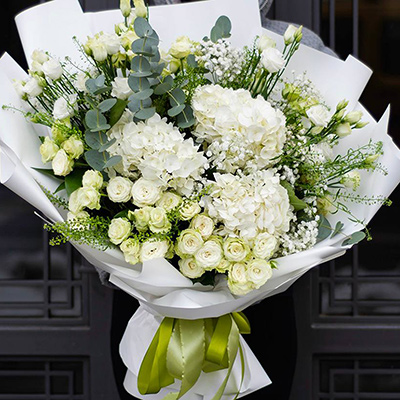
[131, 39, 156, 57]
[98, 138, 117, 152]
[85, 110, 110, 132]
[54, 181, 66, 193]
[65, 168, 86, 196]
[154, 76, 173, 95]
[342, 231, 366, 246]
[168, 104, 186, 117]
[85, 150, 106, 171]
[177, 105, 195, 129]
[114, 209, 129, 219]
[98, 98, 117, 113]
[317, 215, 332, 242]
[109, 99, 128, 127]
[134, 17, 153, 38]
[131, 55, 152, 73]
[280, 180, 308, 211]
[128, 76, 150, 92]
[105, 155, 122, 168]
[169, 88, 186, 107]
[32, 167, 60, 179]
[332, 221, 344, 238]
[129, 89, 154, 101]
[187, 54, 198, 68]
[85, 131, 108, 150]
[135, 107, 156, 120]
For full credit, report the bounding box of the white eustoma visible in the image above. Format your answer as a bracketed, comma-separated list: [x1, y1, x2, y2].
[42, 59, 63, 80]
[342, 170, 361, 190]
[261, 47, 285, 73]
[62, 135, 84, 159]
[192, 85, 286, 173]
[194, 239, 223, 270]
[253, 232, 277, 259]
[204, 170, 293, 240]
[169, 36, 192, 59]
[31, 50, 49, 64]
[13, 80, 26, 98]
[336, 122, 352, 137]
[107, 176, 133, 203]
[108, 218, 132, 245]
[284, 25, 298, 44]
[108, 113, 206, 195]
[247, 259, 273, 289]
[306, 104, 331, 127]
[53, 95, 77, 120]
[111, 77, 133, 100]
[24, 77, 43, 97]
[190, 215, 214, 239]
[179, 257, 205, 279]
[120, 238, 141, 265]
[149, 207, 171, 233]
[52, 149, 73, 176]
[40, 137, 59, 163]
[140, 239, 169, 261]
[82, 170, 104, 190]
[131, 178, 161, 207]
[258, 35, 276, 51]
[345, 110, 363, 124]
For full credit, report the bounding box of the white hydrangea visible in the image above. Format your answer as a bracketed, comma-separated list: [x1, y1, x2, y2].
[107, 112, 206, 196]
[192, 85, 286, 173]
[203, 169, 293, 240]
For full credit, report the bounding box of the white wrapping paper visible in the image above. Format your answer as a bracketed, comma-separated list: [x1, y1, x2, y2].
[1, 0, 400, 398]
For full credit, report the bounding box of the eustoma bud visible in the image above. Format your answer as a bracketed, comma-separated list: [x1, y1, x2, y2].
[120, 0, 131, 18]
[134, 0, 147, 19]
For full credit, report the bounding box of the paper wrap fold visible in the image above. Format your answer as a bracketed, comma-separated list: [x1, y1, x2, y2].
[1, 0, 400, 398]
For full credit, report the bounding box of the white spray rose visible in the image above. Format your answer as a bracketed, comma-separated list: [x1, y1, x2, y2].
[134, 0, 148, 18]
[120, 238, 141, 265]
[52, 149, 74, 176]
[149, 207, 171, 233]
[223, 238, 250, 263]
[53, 95, 77, 120]
[190, 215, 214, 239]
[216, 258, 231, 274]
[179, 201, 201, 221]
[284, 25, 298, 44]
[194, 240, 223, 270]
[62, 135, 84, 159]
[42, 59, 63, 80]
[336, 122, 352, 137]
[253, 233, 278, 259]
[130, 207, 152, 232]
[108, 218, 132, 245]
[82, 170, 104, 190]
[24, 77, 43, 97]
[247, 259, 273, 289]
[228, 263, 252, 296]
[156, 192, 182, 212]
[40, 137, 59, 163]
[140, 239, 169, 261]
[131, 178, 161, 207]
[107, 176, 133, 203]
[169, 36, 192, 59]
[261, 47, 285, 73]
[69, 187, 101, 214]
[258, 35, 276, 51]
[111, 77, 133, 100]
[176, 229, 204, 257]
[179, 257, 205, 279]
[307, 105, 331, 127]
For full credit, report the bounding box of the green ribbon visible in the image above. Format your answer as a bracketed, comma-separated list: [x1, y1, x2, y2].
[137, 312, 251, 400]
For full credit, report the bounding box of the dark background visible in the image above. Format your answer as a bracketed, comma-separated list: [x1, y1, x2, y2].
[0, 1, 399, 399]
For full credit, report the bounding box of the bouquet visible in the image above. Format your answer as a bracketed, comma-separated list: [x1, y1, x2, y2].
[1, 0, 400, 398]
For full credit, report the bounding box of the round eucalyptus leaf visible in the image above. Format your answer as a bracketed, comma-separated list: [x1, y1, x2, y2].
[169, 88, 186, 107]
[134, 17, 153, 38]
[131, 39, 156, 57]
[168, 104, 186, 117]
[131, 55, 152, 73]
[128, 76, 150, 92]
[135, 107, 156, 120]
[85, 149, 106, 171]
[177, 105, 195, 129]
[129, 88, 154, 101]
[98, 98, 117, 113]
[342, 231, 366, 246]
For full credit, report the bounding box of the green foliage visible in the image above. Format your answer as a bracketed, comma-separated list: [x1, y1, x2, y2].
[109, 99, 128, 126]
[280, 180, 307, 211]
[45, 216, 111, 249]
[39, 184, 68, 210]
[65, 169, 86, 196]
